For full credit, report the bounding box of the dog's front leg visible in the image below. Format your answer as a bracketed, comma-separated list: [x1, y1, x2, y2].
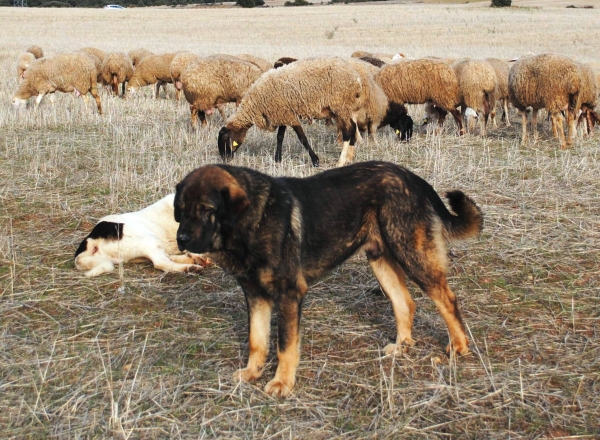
[264, 295, 303, 398]
[234, 282, 273, 384]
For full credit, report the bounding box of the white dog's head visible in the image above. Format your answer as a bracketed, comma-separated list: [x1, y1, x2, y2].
[75, 221, 124, 277]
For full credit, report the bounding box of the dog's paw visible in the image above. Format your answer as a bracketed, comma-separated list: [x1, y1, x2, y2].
[446, 341, 470, 356]
[384, 338, 414, 356]
[188, 253, 214, 267]
[233, 367, 262, 383]
[264, 378, 294, 398]
[184, 264, 204, 274]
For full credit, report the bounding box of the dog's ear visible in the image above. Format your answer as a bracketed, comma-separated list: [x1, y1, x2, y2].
[174, 184, 182, 222]
[221, 181, 249, 224]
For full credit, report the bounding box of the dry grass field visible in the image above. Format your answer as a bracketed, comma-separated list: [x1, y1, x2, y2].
[1, 4, 599, 439]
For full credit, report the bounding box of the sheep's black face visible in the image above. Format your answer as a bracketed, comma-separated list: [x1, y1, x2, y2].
[218, 127, 247, 162]
[391, 114, 414, 142]
[218, 127, 236, 161]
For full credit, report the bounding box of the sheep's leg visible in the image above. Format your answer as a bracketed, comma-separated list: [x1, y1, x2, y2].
[190, 105, 198, 129]
[83, 94, 90, 107]
[449, 108, 464, 135]
[90, 88, 103, 115]
[435, 108, 448, 135]
[480, 111, 489, 137]
[585, 110, 593, 136]
[154, 81, 165, 99]
[502, 99, 511, 127]
[565, 108, 575, 147]
[35, 93, 45, 106]
[461, 107, 468, 134]
[337, 120, 357, 167]
[551, 112, 559, 138]
[551, 112, 566, 149]
[275, 125, 286, 163]
[49, 93, 55, 106]
[217, 104, 227, 122]
[292, 125, 319, 167]
[531, 109, 540, 143]
[520, 111, 528, 145]
[121, 81, 126, 98]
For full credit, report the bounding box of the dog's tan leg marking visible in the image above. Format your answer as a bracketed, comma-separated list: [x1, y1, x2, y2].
[265, 296, 303, 398]
[425, 280, 469, 355]
[369, 254, 416, 355]
[234, 297, 273, 383]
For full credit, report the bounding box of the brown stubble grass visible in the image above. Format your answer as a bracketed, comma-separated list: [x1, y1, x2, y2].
[1, 4, 600, 438]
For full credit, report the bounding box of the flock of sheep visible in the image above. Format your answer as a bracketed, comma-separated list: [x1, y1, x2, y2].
[13, 45, 599, 167]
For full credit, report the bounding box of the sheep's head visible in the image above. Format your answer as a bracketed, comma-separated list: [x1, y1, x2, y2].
[218, 126, 248, 162]
[12, 96, 28, 110]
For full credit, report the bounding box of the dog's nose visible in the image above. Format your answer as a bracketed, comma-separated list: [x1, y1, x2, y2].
[177, 234, 190, 250]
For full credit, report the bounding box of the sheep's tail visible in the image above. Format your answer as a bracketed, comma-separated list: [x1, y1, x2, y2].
[439, 191, 483, 241]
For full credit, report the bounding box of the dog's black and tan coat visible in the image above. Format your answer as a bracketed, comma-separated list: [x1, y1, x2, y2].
[174, 161, 483, 397]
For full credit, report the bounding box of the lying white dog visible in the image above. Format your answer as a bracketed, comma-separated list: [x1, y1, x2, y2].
[75, 194, 212, 277]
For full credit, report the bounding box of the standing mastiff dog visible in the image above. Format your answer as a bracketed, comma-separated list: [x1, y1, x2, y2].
[174, 161, 483, 398]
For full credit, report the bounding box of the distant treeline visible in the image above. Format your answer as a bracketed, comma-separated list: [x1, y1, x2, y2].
[2, 0, 383, 7]
[2, 0, 260, 7]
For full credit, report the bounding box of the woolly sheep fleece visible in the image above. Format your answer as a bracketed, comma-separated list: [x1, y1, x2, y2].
[26, 45, 44, 59]
[181, 55, 263, 113]
[375, 58, 460, 112]
[129, 53, 177, 89]
[226, 57, 365, 132]
[17, 52, 35, 79]
[452, 59, 498, 115]
[100, 52, 135, 87]
[13, 52, 101, 113]
[170, 52, 202, 90]
[128, 48, 154, 67]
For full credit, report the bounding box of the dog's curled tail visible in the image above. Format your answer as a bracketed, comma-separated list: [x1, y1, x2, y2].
[441, 190, 483, 241]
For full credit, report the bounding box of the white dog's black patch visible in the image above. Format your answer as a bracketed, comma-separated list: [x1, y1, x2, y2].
[75, 222, 124, 257]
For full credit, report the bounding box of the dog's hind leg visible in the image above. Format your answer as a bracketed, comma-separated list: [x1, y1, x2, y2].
[381, 218, 469, 356]
[369, 252, 416, 355]
[234, 282, 273, 384]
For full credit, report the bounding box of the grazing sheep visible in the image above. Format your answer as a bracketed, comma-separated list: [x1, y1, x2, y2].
[78, 48, 104, 83]
[347, 58, 412, 142]
[181, 54, 263, 129]
[351, 51, 400, 64]
[27, 45, 44, 59]
[217, 57, 366, 168]
[509, 53, 582, 148]
[273, 57, 298, 69]
[12, 52, 102, 114]
[359, 56, 386, 68]
[128, 48, 154, 67]
[236, 54, 272, 72]
[79, 47, 107, 64]
[485, 57, 511, 127]
[375, 58, 464, 135]
[577, 63, 598, 135]
[170, 52, 202, 100]
[128, 53, 177, 99]
[17, 52, 35, 80]
[100, 52, 134, 97]
[452, 59, 498, 136]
